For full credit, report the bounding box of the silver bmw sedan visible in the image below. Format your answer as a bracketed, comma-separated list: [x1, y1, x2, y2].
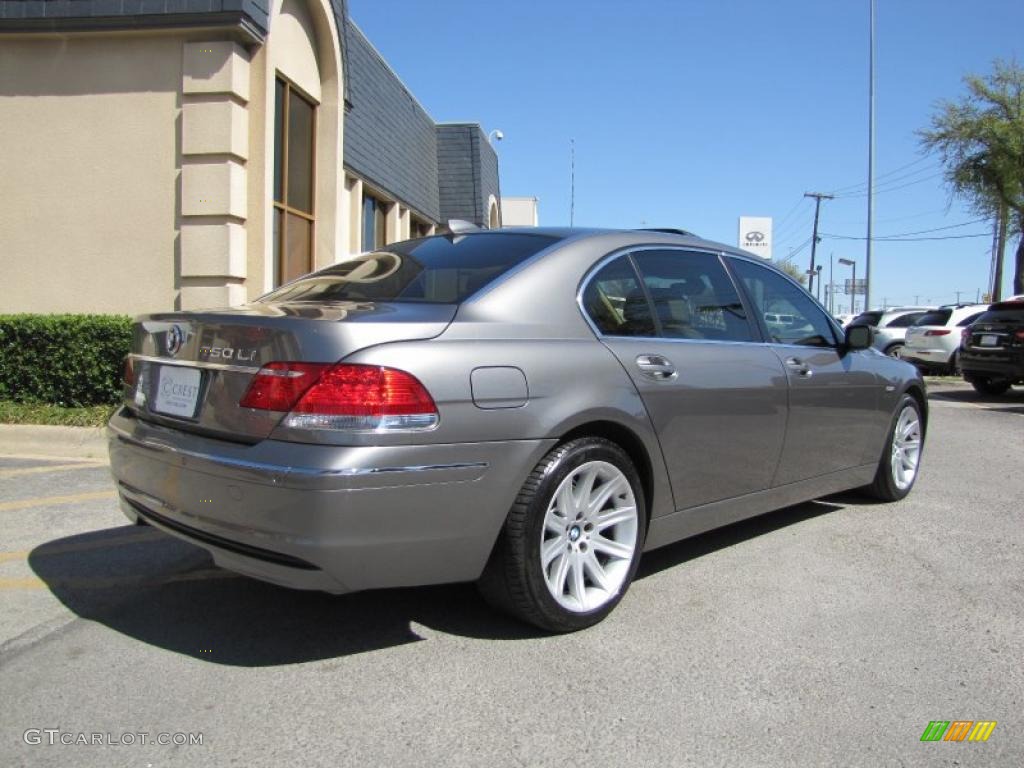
[108, 228, 926, 632]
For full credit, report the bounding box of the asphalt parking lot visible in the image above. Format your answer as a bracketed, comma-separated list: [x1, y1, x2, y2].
[1, 381, 1021, 767]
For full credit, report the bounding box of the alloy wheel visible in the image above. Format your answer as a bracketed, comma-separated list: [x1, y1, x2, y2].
[890, 405, 922, 491]
[540, 461, 638, 612]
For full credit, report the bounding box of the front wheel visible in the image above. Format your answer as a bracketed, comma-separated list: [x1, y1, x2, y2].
[860, 394, 924, 501]
[884, 342, 904, 358]
[970, 377, 1011, 396]
[478, 437, 646, 632]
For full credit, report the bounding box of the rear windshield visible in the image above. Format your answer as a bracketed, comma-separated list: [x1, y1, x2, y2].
[976, 306, 1024, 324]
[259, 233, 561, 304]
[914, 309, 952, 326]
[884, 312, 926, 328]
[849, 311, 883, 327]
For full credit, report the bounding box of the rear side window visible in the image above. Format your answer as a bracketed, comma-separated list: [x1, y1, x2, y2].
[915, 310, 952, 326]
[581, 256, 656, 337]
[630, 250, 753, 341]
[259, 233, 560, 304]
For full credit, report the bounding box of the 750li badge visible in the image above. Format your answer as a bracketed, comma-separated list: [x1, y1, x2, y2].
[199, 346, 257, 362]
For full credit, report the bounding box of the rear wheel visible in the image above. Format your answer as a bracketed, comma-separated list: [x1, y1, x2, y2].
[478, 437, 645, 632]
[970, 377, 1011, 396]
[948, 350, 961, 375]
[861, 395, 923, 501]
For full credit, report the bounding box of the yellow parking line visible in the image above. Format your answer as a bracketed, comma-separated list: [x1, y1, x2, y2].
[0, 462, 105, 479]
[0, 529, 164, 564]
[0, 568, 239, 590]
[0, 576, 46, 590]
[0, 490, 116, 513]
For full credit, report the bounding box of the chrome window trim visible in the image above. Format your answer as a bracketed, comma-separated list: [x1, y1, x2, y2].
[575, 244, 758, 344]
[130, 353, 260, 375]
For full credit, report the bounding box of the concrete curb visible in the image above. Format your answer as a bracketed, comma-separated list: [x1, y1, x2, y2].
[0, 424, 109, 461]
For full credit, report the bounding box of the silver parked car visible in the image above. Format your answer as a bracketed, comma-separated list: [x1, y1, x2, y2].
[848, 307, 932, 358]
[108, 229, 927, 632]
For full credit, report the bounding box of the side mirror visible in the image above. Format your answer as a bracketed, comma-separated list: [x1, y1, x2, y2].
[845, 324, 872, 350]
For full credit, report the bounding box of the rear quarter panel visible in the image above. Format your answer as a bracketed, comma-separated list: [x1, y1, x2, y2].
[335, 336, 677, 524]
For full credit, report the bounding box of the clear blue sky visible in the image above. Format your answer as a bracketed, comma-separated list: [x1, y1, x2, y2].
[349, 0, 1023, 311]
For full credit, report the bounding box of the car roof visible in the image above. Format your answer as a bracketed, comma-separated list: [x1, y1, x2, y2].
[497, 226, 782, 270]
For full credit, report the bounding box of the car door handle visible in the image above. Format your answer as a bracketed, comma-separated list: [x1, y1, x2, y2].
[785, 357, 813, 377]
[636, 354, 677, 380]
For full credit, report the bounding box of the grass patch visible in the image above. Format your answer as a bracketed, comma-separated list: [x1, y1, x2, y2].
[0, 400, 116, 427]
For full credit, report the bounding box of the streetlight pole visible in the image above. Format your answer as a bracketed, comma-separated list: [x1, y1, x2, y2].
[839, 258, 856, 316]
[816, 266, 823, 302]
[866, 0, 876, 310]
[829, 252, 834, 314]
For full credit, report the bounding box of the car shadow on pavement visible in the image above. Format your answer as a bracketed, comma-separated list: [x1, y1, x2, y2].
[637, 499, 843, 579]
[30, 498, 851, 666]
[927, 387, 1024, 404]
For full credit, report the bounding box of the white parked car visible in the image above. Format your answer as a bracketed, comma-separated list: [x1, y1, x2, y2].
[903, 304, 988, 373]
[848, 307, 932, 358]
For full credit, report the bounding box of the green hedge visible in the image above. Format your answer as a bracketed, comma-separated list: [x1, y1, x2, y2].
[0, 314, 133, 407]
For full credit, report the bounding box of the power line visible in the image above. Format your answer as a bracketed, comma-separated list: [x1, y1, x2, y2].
[821, 231, 990, 242]
[828, 154, 934, 195]
[833, 171, 945, 199]
[843, 218, 985, 239]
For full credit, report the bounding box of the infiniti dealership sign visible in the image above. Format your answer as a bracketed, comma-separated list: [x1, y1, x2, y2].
[738, 216, 772, 260]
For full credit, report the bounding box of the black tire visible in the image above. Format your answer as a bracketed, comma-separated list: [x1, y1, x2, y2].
[970, 377, 1011, 396]
[948, 349, 961, 375]
[477, 437, 646, 633]
[860, 394, 924, 502]
[884, 342, 904, 358]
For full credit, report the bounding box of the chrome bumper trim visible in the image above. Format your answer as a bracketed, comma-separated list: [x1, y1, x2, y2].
[108, 421, 488, 488]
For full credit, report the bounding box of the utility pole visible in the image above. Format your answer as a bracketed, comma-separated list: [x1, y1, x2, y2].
[804, 192, 834, 295]
[955, 290, 962, 304]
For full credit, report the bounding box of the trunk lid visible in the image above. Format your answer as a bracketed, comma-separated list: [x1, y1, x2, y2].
[125, 301, 456, 442]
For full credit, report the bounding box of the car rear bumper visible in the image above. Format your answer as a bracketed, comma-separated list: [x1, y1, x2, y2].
[902, 347, 953, 366]
[960, 350, 1024, 382]
[107, 409, 554, 593]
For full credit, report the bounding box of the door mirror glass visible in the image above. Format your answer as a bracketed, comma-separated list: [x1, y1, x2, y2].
[845, 324, 872, 349]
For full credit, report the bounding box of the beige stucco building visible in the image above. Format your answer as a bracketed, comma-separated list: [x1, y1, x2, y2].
[0, 0, 502, 316]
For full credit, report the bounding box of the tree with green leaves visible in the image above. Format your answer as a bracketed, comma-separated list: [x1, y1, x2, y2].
[919, 59, 1024, 298]
[775, 258, 807, 285]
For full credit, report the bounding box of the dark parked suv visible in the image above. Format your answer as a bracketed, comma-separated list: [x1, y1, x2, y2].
[959, 300, 1024, 395]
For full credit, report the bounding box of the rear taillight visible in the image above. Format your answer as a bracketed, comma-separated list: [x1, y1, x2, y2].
[961, 328, 971, 347]
[123, 356, 136, 388]
[924, 329, 951, 336]
[239, 362, 330, 412]
[1015, 330, 1024, 341]
[240, 362, 438, 432]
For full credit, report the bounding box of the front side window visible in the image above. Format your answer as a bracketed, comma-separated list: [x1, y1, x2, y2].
[630, 250, 753, 341]
[581, 256, 655, 337]
[730, 258, 837, 346]
[273, 77, 317, 286]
